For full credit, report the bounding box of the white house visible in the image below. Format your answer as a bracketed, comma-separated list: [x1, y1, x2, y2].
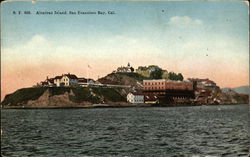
[54, 73, 78, 87]
[127, 92, 144, 104]
[54, 76, 63, 87]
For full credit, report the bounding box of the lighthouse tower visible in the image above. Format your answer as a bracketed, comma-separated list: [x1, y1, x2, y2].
[127, 62, 131, 68]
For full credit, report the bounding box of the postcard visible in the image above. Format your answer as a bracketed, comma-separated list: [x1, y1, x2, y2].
[1, 1, 249, 156]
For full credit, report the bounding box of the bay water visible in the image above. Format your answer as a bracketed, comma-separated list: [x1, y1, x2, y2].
[1, 104, 249, 157]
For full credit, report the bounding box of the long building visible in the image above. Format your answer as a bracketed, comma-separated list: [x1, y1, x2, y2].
[143, 79, 193, 91]
[143, 79, 195, 102]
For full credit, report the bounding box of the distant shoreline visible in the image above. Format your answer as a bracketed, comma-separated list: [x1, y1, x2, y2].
[1, 103, 247, 109]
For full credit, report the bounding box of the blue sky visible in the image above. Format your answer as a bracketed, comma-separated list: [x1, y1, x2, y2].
[1, 1, 249, 98]
[2, 1, 248, 47]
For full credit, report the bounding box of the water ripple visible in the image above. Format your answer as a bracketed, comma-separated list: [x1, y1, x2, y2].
[1, 104, 249, 156]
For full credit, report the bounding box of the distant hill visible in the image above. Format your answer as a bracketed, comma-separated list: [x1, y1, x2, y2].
[233, 86, 250, 95]
[222, 86, 249, 95]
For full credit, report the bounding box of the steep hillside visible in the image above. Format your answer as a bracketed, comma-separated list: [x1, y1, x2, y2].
[98, 72, 148, 90]
[1, 87, 127, 108]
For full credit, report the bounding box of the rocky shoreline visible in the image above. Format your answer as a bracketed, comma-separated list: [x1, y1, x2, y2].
[1, 86, 249, 109]
[2, 101, 247, 109]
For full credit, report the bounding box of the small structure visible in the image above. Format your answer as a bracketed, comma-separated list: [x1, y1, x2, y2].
[115, 62, 134, 73]
[47, 78, 55, 86]
[78, 78, 95, 87]
[39, 76, 55, 87]
[127, 92, 144, 104]
[144, 94, 159, 104]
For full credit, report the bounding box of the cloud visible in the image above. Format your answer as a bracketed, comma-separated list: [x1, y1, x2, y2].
[168, 16, 203, 26]
[1, 35, 79, 68]
[1, 33, 163, 74]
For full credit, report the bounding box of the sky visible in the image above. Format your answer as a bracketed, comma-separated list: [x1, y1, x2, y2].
[1, 1, 249, 100]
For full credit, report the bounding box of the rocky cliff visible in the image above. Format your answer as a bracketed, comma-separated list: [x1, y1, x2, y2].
[1, 87, 130, 108]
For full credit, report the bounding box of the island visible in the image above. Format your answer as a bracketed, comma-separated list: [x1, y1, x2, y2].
[1, 64, 249, 108]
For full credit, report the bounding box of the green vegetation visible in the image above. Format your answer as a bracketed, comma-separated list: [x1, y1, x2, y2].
[168, 72, 184, 81]
[92, 88, 126, 102]
[136, 65, 184, 81]
[1, 87, 126, 106]
[69, 87, 94, 103]
[130, 67, 135, 72]
[150, 69, 163, 79]
[136, 65, 161, 78]
[1, 87, 47, 106]
[49, 87, 71, 96]
[109, 72, 148, 81]
[136, 65, 183, 81]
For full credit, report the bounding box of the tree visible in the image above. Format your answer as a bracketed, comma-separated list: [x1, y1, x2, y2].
[150, 69, 163, 79]
[130, 67, 134, 72]
[168, 72, 177, 80]
[177, 73, 184, 81]
[168, 72, 184, 81]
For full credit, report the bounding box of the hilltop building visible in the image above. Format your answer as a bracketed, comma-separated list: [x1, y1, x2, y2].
[39, 73, 85, 87]
[40, 77, 55, 87]
[54, 73, 78, 87]
[114, 62, 134, 73]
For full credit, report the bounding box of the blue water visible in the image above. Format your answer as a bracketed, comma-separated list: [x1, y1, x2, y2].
[1, 104, 249, 157]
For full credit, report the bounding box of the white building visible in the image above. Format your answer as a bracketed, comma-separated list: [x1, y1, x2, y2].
[127, 92, 144, 104]
[78, 78, 95, 87]
[54, 73, 78, 87]
[115, 62, 134, 73]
